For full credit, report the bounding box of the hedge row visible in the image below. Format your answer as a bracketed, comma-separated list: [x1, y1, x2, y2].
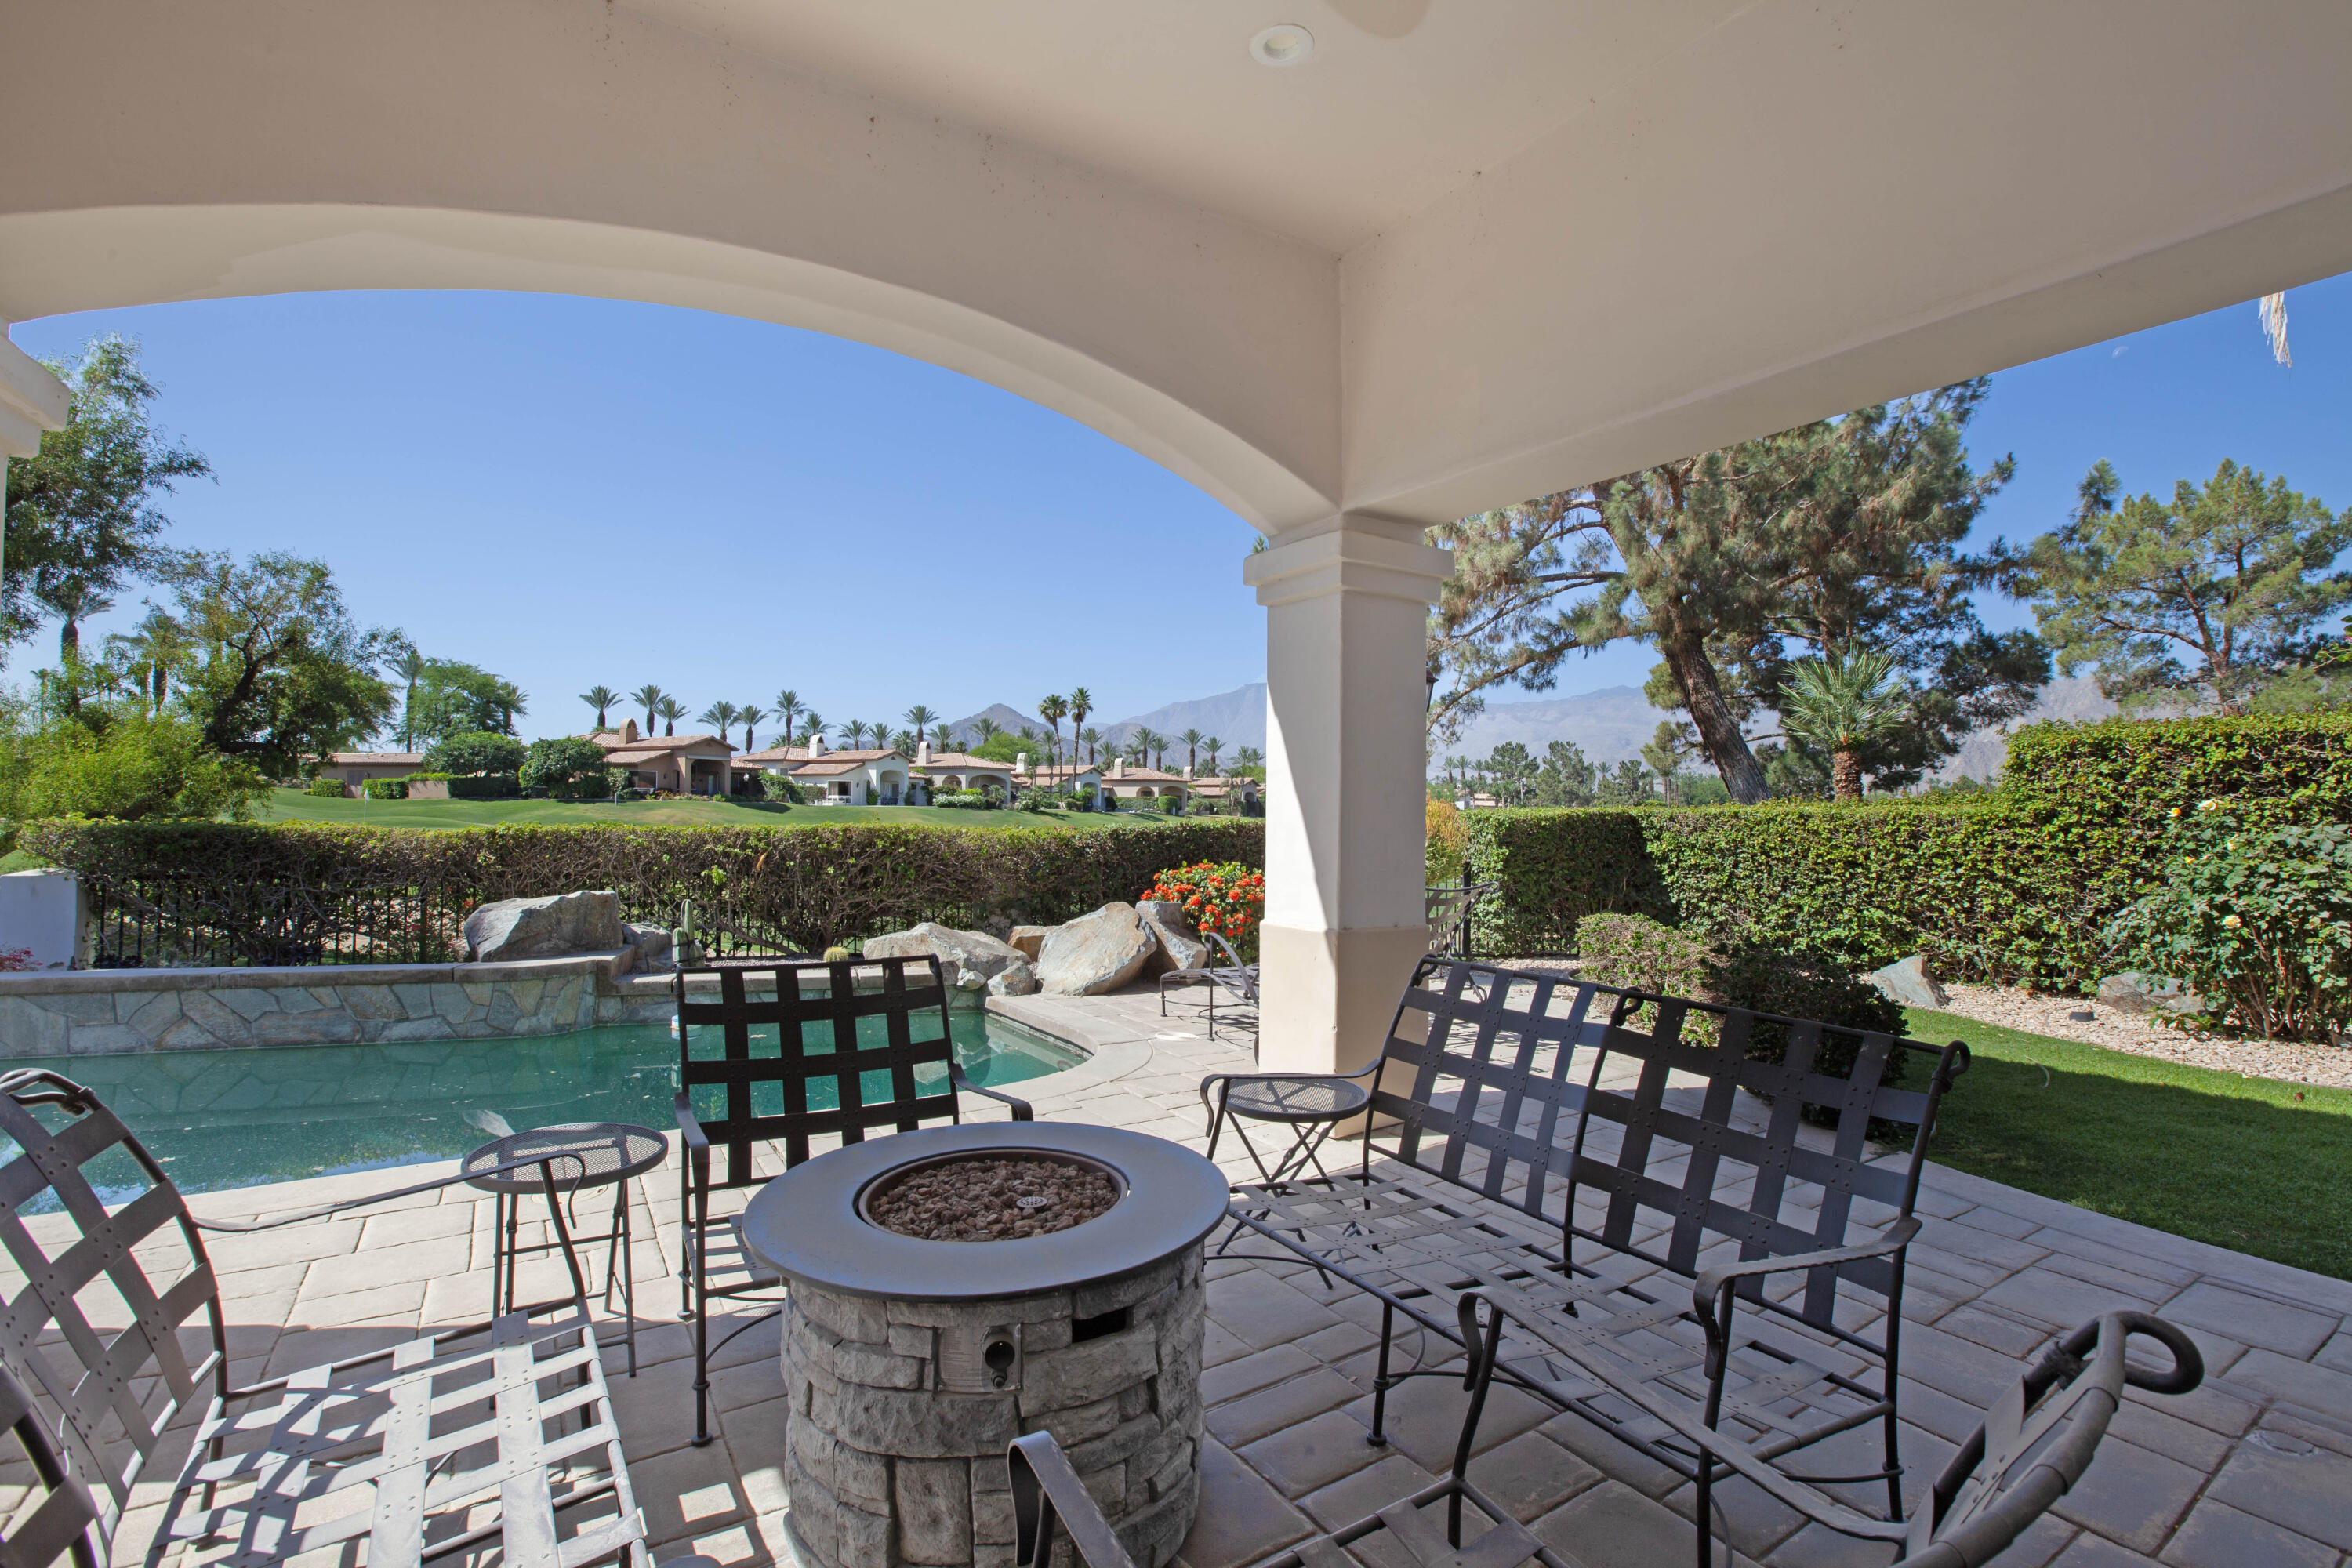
[26, 818, 1264, 967]
[1464, 713, 2352, 993]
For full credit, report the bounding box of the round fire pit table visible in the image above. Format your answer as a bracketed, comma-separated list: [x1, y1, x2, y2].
[741, 1122, 1229, 1568]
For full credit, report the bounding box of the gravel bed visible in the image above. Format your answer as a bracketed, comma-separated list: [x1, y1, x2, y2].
[864, 1155, 1120, 1241]
[1928, 982, 2352, 1089]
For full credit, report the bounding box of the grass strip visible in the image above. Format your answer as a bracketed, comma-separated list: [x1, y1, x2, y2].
[1907, 1006, 2352, 1282]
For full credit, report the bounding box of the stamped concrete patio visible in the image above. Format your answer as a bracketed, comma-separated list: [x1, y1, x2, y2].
[24, 986, 2352, 1568]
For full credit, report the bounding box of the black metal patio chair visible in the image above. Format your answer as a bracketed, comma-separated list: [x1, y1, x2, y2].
[1156, 931, 1259, 1041]
[0, 1066, 651, 1568]
[670, 953, 1033, 1446]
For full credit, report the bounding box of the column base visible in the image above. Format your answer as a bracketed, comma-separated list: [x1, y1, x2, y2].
[1254, 922, 1431, 1076]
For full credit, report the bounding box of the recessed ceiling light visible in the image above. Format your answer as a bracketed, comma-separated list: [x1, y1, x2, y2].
[1250, 24, 1315, 67]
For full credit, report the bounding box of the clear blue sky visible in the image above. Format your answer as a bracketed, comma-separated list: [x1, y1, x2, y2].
[11, 273, 2351, 739]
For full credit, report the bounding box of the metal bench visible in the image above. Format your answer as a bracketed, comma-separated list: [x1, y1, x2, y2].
[1214, 956, 1973, 1568]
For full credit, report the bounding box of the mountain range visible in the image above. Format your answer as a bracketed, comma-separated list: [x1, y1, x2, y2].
[945, 674, 2116, 782]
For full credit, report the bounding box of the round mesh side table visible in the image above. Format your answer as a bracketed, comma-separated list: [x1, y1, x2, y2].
[463, 1122, 667, 1374]
[1200, 1074, 1371, 1185]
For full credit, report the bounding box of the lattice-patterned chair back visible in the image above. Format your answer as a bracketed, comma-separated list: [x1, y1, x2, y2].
[1367, 959, 1622, 1226]
[673, 953, 967, 1185]
[0, 1069, 227, 1564]
[1370, 960, 1967, 1335]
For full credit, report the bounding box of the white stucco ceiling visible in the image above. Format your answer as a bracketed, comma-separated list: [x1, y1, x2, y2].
[620, 0, 1751, 253]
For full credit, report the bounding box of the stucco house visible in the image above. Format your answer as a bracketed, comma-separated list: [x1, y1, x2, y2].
[903, 742, 1016, 803]
[735, 738, 911, 804]
[1185, 774, 1261, 812]
[586, 720, 735, 793]
[317, 752, 426, 797]
[1009, 757, 1103, 807]
[1098, 757, 1196, 808]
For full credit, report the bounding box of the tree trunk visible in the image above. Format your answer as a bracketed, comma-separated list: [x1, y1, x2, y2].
[1661, 628, 1771, 804]
[1831, 747, 1864, 801]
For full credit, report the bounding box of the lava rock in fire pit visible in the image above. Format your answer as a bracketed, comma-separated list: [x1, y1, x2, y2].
[866, 1156, 1119, 1241]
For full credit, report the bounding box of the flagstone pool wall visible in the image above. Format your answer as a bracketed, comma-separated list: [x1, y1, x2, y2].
[0, 954, 690, 1055]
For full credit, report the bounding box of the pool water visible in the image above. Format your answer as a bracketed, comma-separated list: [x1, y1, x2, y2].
[0, 1013, 1084, 1202]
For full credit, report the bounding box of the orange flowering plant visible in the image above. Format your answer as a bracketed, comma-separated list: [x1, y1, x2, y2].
[1145, 860, 1266, 959]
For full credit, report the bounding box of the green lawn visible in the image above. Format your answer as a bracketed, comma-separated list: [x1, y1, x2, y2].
[1907, 1006, 2352, 1281]
[250, 789, 1188, 831]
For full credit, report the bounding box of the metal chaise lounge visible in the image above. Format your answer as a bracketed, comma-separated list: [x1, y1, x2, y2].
[1156, 931, 1259, 1041]
[0, 1067, 655, 1568]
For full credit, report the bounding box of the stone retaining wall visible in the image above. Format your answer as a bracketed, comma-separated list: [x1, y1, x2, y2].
[0, 953, 691, 1055]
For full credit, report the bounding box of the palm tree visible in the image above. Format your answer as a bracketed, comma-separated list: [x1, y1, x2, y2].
[801, 712, 826, 745]
[903, 704, 939, 746]
[889, 728, 916, 754]
[1133, 728, 1167, 770]
[1067, 688, 1093, 750]
[1236, 745, 1263, 774]
[842, 719, 871, 749]
[1077, 726, 1102, 764]
[398, 650, 431, 749]
[632, 684, 665, 734]
[739, 705, 767, 751]
[1037, 695, 1069, 768]
[654, 695, 685, 735]
[773, 689, 804, 745]
[698, 700, 740, 745]
[580, 684, 619, 730]
[1203, 735, 1222, 775]
[1779, 650, 1908, 801]
[1178, 728, 1204, 775]
[37, 579, 114, 665]
[105, 611, 187, 715]
[971, 717, 1002, 746]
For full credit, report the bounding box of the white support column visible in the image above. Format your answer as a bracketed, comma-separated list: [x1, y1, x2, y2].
[1244, 514, 1452, 1075]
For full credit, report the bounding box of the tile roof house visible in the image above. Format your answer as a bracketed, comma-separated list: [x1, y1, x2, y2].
[735, 738, 912, 804]
[586, 720, 735, 793]
[1098, 757, 1195, 806]
[903, 742, 1016, 802]
[311, 752, 427, 797]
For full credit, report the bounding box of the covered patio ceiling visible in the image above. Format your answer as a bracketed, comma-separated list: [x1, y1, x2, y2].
[5, 2, 2350, 532]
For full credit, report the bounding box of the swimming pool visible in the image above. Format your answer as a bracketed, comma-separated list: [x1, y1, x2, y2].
[0, 1012, 1085, 1200]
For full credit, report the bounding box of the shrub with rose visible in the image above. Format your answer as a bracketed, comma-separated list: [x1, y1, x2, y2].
[1145, 860, 1266, 959]
[2104, 799, 2352, 1043]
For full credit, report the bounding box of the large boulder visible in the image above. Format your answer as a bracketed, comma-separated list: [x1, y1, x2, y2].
[622, 923, 673, 971]
[1036, 903, 1156, 996]
[1864, 953, 1948, 1011]
[1007, 926, 1054, 962]
[465, 890, 627, 962]
[2097, 971, 2205, 1016]
[1137, 901, 1209, 975]
[864, 923, 1039, 1005]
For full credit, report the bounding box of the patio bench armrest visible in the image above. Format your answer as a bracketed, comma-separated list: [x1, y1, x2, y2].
[1690, 1215, 1921, 1323]
[952, 1061, 1034, 1121]
[194, 1149, 595, 1234]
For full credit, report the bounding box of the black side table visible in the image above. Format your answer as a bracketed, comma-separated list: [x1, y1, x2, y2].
[1199, 1073, 1372, 1186]
[463, 1122, 668, 1374]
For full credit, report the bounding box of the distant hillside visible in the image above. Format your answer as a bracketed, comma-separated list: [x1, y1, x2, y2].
[1934, 675, 2118, 781]
[1100, 684, 1267, 753]
[1443, 686, 1682, 768]
[942, 703, 1046, 745]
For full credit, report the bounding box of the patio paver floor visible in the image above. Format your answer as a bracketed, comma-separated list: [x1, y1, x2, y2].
[8, 985, 2350, 1567]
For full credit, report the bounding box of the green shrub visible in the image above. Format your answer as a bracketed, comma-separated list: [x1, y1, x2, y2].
[934, 790, 992, 811]
[519, 737, 612, 800]
[362, 778, 408, 800]
[423, 731, 527, 779]
[759, 772, 808, 804]
[306, 777, 347, 799]
[445, 775, 521, 800]
[1459, 808, 1667, 953]
[0, 710, 271, 840]
[24, 818, 1265, 965]
[2105, 803, 2352, 1042]
[1574, 911, 1907, 1118]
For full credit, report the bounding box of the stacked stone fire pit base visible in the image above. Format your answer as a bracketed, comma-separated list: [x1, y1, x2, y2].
[782, 1243, 1204, 1568]
[744, 1123, 1229, 1568]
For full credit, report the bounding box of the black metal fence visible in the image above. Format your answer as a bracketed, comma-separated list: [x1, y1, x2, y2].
[85, 880, 807, 970]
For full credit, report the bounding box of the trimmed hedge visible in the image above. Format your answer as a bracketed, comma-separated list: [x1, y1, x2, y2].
[27, 818, 1264, 967]
[1462, 713, 2352, 993]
